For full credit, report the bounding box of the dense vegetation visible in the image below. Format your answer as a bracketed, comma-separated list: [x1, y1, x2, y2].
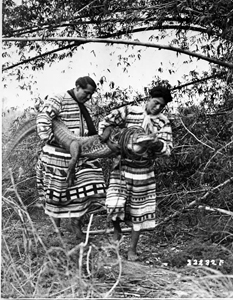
[2, 0, 233, 298]
[2, 91, 233, 297]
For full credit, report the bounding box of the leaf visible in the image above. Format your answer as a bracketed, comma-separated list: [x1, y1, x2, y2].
[109, 81, 114, 89]
[91, 49, 96, 57]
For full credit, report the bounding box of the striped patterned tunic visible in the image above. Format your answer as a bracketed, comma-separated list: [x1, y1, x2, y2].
[98, 105, 173, 231]
[36, 91, 106, 219]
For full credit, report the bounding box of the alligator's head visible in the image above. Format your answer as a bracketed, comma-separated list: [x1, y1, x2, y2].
[108, 126, 155, 159]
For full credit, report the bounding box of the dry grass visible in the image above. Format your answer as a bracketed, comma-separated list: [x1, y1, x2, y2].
[2, 175, 233, 298]
[2, 106, 233, 298]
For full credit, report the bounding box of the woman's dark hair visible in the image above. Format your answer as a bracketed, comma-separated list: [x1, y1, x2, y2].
[75, 76, 97, 90]
[149, 86, 173, 104]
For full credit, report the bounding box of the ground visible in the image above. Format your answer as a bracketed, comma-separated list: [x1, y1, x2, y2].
[2, 204, 232, 298]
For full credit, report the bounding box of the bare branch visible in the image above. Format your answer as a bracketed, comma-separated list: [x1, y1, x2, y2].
[179, 117, 216, 151]
[198, 205, 233, 217]
[84, 176, 233, 235]
[200, 139, 233, 185]
[173, 71, 227, 90]
[189, 176, 233, 206]
[4, 22, 208, 38]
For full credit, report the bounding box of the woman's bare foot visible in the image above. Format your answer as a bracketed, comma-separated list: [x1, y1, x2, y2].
[127, 249, 139, 261]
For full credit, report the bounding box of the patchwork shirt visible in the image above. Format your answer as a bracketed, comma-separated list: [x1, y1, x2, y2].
[98, 105, 173, 158]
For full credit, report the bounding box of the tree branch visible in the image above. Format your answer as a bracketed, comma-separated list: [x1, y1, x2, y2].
[198, 205, 233, 217]
[179, 117, 215, 151]
[2, 42, 83, 71]
[4, 22, 208, 38]
[3, 7, 190, 36]
[84, 176, 233, 235]
[172, 71, 227, 90]
[2, 37, 233, 70]
[92, 71, 226, 116]
[106, 24, 208, 38]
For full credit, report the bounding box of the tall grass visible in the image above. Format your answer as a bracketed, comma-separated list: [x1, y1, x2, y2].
[2, 105, 233, 298]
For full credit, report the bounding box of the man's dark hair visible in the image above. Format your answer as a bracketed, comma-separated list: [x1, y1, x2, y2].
[149, 86, 173, 104]
[75, 76, 97, 90]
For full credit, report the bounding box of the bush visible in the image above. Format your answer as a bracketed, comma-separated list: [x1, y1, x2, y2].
[2, 102, 233, 298]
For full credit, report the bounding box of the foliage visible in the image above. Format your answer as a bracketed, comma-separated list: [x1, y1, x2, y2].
[2, 88, 233, 297]
[1, 190, 233, 298]
[2, 0, 233, 128]
[2, 106, 42, 209]
[2, 0, 233, 297]
[3, 0, 233, 42]
[2, 0, 233, 78]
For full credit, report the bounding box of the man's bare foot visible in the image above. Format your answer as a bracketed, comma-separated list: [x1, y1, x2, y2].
[127, 249, 139, 261]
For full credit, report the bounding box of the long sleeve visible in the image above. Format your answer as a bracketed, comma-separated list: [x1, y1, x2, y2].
[37, 95, 62, 143]
[149, 114, 173, 157]
[98, 106, 128, 135]
[98, 105, 173, 158]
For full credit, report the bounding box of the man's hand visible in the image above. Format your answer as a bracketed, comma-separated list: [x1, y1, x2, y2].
[99, 126, 114, 143]
[149, 140, 164, 152]
[106, 141, 121, 153]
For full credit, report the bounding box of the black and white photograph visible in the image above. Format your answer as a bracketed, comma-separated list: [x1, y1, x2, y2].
[2, 0, 233, 298]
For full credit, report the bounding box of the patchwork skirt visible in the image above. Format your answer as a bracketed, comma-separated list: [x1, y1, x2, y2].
[36, 144, 106, 218]
[106, 158, 156, 231]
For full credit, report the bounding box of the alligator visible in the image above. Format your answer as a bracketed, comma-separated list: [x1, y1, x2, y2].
[5, 118, 155, 186]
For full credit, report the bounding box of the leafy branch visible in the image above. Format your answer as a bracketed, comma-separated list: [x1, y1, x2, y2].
[3, 37, 233, 71]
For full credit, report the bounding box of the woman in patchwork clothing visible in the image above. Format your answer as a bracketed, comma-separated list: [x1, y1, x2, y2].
[98, 86, 173, 260]
[36, 76, 106, 239]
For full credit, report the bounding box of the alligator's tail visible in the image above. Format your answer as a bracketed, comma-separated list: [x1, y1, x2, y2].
[4, 118, 37, 160]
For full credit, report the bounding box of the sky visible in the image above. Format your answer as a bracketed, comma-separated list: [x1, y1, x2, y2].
[2, 31, 211, 111]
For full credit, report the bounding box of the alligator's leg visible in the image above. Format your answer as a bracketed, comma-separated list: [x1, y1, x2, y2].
[66, 126, 120, 186]
[66, 140, 81, 187]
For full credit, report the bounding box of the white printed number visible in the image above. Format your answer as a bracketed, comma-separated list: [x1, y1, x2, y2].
[187, 259, 224, 266]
